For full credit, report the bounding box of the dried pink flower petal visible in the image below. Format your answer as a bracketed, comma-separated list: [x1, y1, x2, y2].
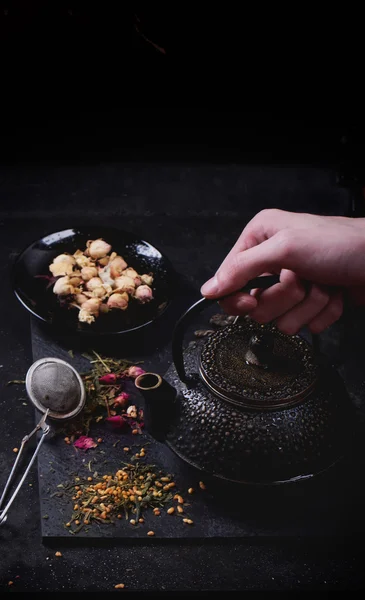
[74, 436, 97, 450]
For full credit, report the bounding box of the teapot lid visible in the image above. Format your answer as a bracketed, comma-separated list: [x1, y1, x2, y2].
[199, 317, 318, 409]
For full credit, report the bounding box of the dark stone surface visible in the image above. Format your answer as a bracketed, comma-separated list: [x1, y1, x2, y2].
[0, 160, 365, 590]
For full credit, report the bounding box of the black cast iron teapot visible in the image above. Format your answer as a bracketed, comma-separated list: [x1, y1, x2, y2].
[135, 276, 354, 485]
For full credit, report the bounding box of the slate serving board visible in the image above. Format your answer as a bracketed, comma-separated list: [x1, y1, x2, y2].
[31, 316, 365, 542]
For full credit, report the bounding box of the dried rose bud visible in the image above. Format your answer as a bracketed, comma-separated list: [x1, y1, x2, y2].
[49, 254, 76, 277]
[122, 267, 139, 280]
[113, 275, 135, 294]
[81, 298, 101, 316]
[86, 277, 104, 291]
[92, 286, 108, 299]
[53, 276, 74, 296]
[99, 373, 120, 384]
[113, 392, 130, 408]
[134, 285, 153, 304]
[53, 253, 75, 266]
[105, 415, 127, 429]
[69, 276, 82, 287]
[99, 265, 115, 288]
[75, 293, 88, 305]
[78, 309, 95, 324]
[141, 273, 154, 286]
[81, 266, 98, 281]
[126, 366, 146, 379]
[98, 256, 110, 267]
[109, 256, 128, 279]
[73, 249, 95, 268]
[107, 292, 129, 310]
[88, 239, 112, 259]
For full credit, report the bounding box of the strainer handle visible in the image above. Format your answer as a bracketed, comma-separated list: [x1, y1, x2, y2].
[172, 274, 280, 383]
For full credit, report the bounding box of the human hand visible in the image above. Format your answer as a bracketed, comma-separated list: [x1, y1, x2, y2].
[201, 209, 365, 334]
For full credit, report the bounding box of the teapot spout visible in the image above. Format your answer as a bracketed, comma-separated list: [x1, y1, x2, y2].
[135, 372, 176, 442]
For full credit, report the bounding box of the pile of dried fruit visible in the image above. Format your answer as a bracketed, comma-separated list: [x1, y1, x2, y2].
[60, 456, 195, 535]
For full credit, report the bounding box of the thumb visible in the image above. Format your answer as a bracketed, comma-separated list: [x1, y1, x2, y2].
[201, 234, 289, 298]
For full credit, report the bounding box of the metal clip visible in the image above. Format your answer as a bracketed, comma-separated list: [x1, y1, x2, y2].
[0, 410, 50, 525]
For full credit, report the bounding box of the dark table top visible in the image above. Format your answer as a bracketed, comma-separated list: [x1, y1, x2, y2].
[0, 158, 364, 591]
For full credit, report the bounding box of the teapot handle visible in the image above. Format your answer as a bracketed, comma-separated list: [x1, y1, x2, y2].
[172, 274, 281, 383]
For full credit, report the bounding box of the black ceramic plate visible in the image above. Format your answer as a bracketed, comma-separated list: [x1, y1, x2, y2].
[12, 227, 176, 336]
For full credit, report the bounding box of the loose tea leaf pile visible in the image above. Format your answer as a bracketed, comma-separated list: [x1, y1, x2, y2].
[61, 452, 195, 535]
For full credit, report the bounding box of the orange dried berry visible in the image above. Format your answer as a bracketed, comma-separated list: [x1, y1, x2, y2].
[177, 505, 184, 514]
[123, 447, 130, 452]
[97, 438, 103, 443]
[55, 551, 62, 557]
[13, 448, 19, 453]
[199, 481, 206, 490]
[167, 507, 175, 515]
[115, 584, 125, 589]
[132, 429, 138, 435]
[147, 530, 155, 536]
[87, 476, 93, 481]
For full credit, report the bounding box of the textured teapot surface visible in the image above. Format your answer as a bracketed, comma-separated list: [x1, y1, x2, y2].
[163, 319, 353, 485]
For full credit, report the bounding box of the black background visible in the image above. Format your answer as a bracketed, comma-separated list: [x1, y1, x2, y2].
[1, 2, 365, 592]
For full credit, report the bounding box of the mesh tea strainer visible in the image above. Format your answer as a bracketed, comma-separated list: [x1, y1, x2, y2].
[0, 357, 85, 525]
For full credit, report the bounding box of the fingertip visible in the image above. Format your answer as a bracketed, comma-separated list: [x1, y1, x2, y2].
[201, 276, 219, 297]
